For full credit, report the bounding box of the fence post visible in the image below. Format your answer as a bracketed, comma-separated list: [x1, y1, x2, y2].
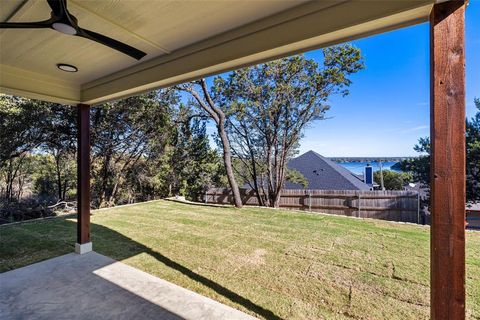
[205, 191, 208, 204]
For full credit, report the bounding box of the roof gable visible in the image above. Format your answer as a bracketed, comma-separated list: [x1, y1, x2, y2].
[286, 150, 371, 190]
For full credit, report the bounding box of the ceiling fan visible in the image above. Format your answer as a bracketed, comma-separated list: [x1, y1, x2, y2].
[0, 0, 146, 60]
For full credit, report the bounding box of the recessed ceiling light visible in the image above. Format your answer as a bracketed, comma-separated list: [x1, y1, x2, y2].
[52, 22, 77, 35]
[57, 64, 78, 73]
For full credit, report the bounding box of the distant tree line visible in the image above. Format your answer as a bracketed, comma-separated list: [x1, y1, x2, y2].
[0, 92, 226, 222]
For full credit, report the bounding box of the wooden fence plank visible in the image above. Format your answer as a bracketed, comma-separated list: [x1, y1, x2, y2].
[205, 188, 420, 223]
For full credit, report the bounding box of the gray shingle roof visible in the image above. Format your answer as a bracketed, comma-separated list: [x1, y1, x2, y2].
[285, 150, 371, 190]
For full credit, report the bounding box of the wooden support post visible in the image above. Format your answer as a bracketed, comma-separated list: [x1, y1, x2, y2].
[76, 104, 91, 254]
[430, 1, 466, 319]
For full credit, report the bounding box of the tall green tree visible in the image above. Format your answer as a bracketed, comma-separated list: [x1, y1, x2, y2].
[1, 91, 228, 221]
[168, 109, 225, 199]
[401, 98, 480, 204]
[466, 98, 480, 203]
[42, 105, 77, 201]
[90, 90, 175, 207]
[175, 79, 244, 208]
[0, 95, 50, 203]
[400, 137, 430, 186]
[214, 45, 364, 207]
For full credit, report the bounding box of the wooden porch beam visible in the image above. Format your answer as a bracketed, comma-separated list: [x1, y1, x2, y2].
[76, 103, 91, 253]
[430, 1, 466, 319]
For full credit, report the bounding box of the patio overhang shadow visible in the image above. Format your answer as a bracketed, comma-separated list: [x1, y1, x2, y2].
[0, 219, 277, 320]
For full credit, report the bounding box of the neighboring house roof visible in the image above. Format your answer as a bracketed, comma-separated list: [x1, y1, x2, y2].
[403, 182, 429, 199]
[285, 150, 371, 191]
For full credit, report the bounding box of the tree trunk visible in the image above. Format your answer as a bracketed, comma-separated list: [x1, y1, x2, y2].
[243, 124, 265, 206]
[251, 168, 265, 207]
[6, 160, 13, 203]
[62, 178, 68, 200]
[17, 173, 24, 201]
[182, 79, 243, 208]
[273, 191, 282, 208]
[6, 157, 24, 204]
[217, 119, 243, 208]
[99, 151, 112, 208]
[55, 154, 63, 201]
[108, 175, 123, 206]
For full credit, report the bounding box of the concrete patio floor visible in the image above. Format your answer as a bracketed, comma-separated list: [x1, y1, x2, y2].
[0, 252, 257, 320]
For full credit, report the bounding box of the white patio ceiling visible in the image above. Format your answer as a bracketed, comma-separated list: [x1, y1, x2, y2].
[0, 0, 434, 106]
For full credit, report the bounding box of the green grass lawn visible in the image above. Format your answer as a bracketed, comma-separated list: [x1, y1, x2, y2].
[1, 200, 479, 319]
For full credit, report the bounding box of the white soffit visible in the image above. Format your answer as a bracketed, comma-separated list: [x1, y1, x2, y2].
[0, 0, 435, 105]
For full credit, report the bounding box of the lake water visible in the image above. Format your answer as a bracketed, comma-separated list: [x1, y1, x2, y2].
[337, 161, 401, 175]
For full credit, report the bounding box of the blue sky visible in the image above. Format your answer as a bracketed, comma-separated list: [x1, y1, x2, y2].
[204, 2, 480, 157]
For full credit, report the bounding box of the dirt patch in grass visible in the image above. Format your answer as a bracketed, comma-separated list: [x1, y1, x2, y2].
[243, 248, 267, 266]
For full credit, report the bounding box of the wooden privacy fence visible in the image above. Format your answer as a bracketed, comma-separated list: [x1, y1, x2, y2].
[205, 188, 421, 223]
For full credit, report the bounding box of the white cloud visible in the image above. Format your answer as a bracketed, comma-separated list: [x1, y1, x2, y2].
[399, 125, 429, 134]
[384, 125, 429, 134]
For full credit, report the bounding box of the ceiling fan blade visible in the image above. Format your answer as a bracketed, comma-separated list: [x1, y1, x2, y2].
[0, 21, 52, 29]
[76, 28, 146, 60]
[47, 0, 66, 17]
